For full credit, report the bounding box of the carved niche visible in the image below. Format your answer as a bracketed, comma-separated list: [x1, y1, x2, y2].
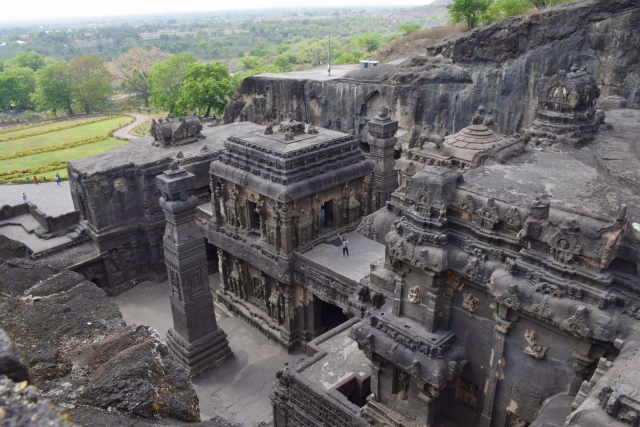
[562, 305, 591, 338]
[478, 197, 500, 230]
[462, 248, 486, 281]
[459, 194, 475, 213]
[546, 219, 582, 264]
[505, 206, 522, 228]
[496, 284, 520, 309]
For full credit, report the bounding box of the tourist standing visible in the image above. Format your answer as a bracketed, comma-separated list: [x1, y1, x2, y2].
[338, 233, 349, 258]
[33, 175, 38, 185]
[22, 193, 27, 202]
[55, 173, 61, 186]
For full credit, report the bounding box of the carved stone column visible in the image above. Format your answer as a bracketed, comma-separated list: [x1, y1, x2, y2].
[157, 165, 233, 376]
[367, 107, 399, 210]
[423, 273, 448, 333]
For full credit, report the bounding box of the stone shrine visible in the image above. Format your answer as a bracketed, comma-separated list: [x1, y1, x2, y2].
[199, 117, 380, 350]
[267, 98, 640, 427]
[151, 115, 203, 147]
[525, 65, 605, 147]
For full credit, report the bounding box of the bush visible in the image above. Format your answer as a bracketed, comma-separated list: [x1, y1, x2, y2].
[398, 24, 422, 34]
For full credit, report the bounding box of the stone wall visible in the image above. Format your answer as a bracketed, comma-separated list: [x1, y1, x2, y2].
[0, 203, 28, 221]
[27, 203, 79, 233]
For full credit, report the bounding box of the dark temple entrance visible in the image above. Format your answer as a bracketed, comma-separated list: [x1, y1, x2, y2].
[204, 241, 218, 275]
[321, 300, 349, 331]
[321, 200, 334, 232]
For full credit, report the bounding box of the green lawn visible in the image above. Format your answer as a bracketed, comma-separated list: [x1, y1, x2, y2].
[0, 117, 101, 141]
[0, 138, 128, 174]
[0, 116, 133, 157]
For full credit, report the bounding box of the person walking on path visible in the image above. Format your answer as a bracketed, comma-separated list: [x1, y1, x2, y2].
[338, 233, 349, 258]
[22, 193, 27, 202]
[33, 175, 38, 185]
[55, 173, 61, 186]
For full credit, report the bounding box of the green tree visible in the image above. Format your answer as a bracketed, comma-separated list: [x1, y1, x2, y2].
[148, 52, 197, 114]
[0, 67, 36, 111]
[69, 55, 112, 114]
[176, 62, 240, 117]
[273, 55, 292, 72]
[32, 61, 75, 117]
[5, 51, 46, 72]
[447, 0, 493, 30]
[352, 33, 383, 53]
[398, 24, 422, 34]
[238, 56, 263, 71]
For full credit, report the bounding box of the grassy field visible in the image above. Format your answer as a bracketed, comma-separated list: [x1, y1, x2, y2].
[0, 138, 127, 173]
[0, 118, 82, 140]
[0, 116, 133, 156]
[0, 115, 133, 184]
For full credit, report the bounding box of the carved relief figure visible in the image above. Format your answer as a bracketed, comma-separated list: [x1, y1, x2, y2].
[397, 371, 409, 400]
[462, 293, 480, 317]
[408, 286, 421, 305]
[523, 330, 547, 359]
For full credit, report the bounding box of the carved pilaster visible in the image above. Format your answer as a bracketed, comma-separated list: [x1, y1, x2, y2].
[210, 179, 224, 225]
[279, 203, 293, 258]
[157, 165, 233, 376]
[479, 315, 513, 427]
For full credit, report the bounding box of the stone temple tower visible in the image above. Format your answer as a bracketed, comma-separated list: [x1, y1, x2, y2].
[367, 106, 399, 210]
[156, 164, 233, 376]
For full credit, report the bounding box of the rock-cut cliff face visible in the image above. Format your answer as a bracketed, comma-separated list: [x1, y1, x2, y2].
[224, 0, 640, 145]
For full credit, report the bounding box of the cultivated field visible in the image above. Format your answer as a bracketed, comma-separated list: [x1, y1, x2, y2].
[0, 115, 133, 184]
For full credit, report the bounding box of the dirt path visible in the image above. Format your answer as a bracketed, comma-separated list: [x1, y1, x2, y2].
[113, 113, 148, 140]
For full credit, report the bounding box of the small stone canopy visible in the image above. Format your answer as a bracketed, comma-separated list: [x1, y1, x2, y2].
[526, 65, 605, 146]
[150, 116, 203, 147]
[537, 65, 600, 119]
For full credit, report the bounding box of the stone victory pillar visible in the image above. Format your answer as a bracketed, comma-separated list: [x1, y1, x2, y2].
[157, 165, 233, 376]
[367, 106, 399, 210]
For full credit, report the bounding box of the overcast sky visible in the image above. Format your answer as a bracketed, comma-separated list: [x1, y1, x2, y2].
[2, 0, 435, 24]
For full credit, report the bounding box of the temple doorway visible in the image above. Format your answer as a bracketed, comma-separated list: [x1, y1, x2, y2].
[321, 200, 334, 232]
[204, 241, 218, 274]
[321, 299, 348, 331]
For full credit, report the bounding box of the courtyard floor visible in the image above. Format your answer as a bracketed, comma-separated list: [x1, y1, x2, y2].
[300, 230, 386, 282]
[110, 274, 305, 426]
[0, 181, 75, 216]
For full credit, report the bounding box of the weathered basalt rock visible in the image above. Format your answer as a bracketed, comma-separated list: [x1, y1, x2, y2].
[225, 0, 640, 145]
[0, 375, 74, 427]
[0, 236, 202, 424]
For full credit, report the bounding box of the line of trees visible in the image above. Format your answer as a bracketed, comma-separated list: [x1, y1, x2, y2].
[0, 51, 112, 115]
[0, 48, 244, 119]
